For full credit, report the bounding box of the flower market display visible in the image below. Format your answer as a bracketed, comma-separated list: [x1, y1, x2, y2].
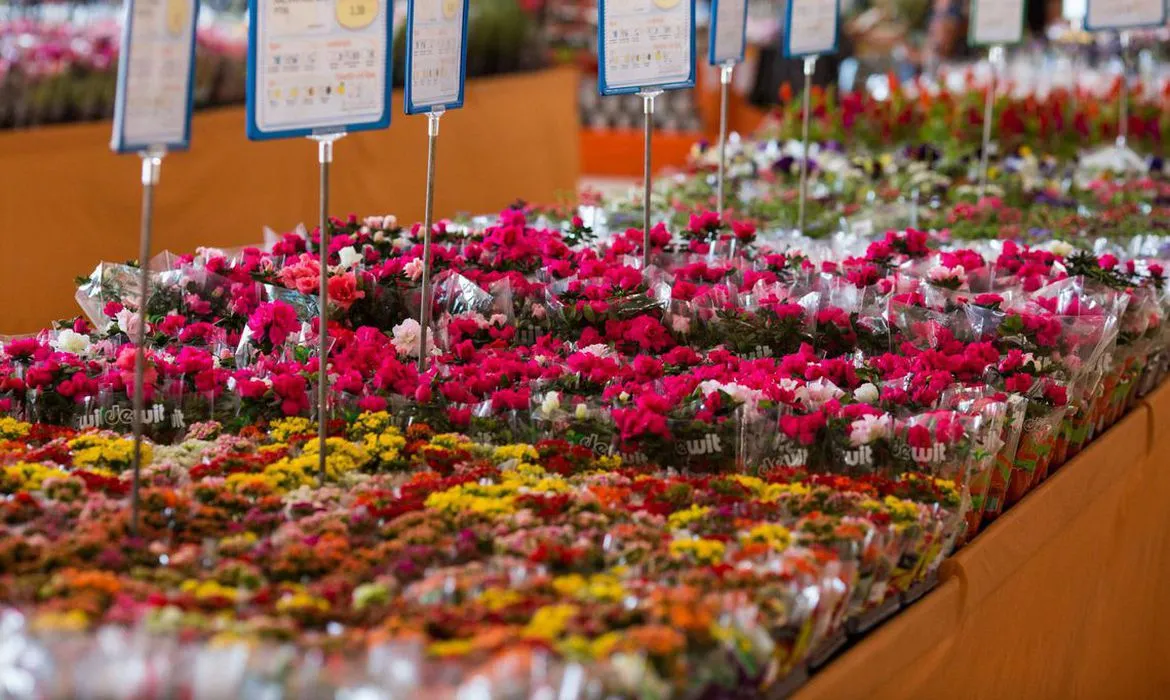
[3, 133, 1170, 696]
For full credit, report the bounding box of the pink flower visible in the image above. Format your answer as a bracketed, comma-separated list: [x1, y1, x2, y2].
[248, 302, 299, 347]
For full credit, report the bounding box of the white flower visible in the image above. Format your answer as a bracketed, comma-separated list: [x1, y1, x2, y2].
[373, 231, 387, 243]
[1046, 240, 1074, 257]
[618, 391, 630, 402]
[540, 393, 561, 417]
[580, 344, 613, 358]
[403, 259, 424, 281]
[670, 314, 691, 334]
[849, 414, 892, 446]
[853, 382, 879, 404]
[52, 329, 91, 355]
[391, 319, 433, 358]
[575, 403, 589, 420]
[805, 378, 843, 408]
[337, 246, 363, 270]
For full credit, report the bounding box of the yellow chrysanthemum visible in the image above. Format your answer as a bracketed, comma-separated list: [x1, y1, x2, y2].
[268, 417, 314, 443]
[3, 462, 68, 492]
[425, 482, 517, 516]
[428, 639, 475, 657]
[524, 604, 578, 640]
[669, 538, 726, 564]
[493, 444, 539, 463]
[668, 505, 711, 531]
[478, 587, 522, 611]
[69, 435, 145, 469]
[0, 417, 31, 440]
[742, 523, 792, 551]
[349, 411, 395, 439]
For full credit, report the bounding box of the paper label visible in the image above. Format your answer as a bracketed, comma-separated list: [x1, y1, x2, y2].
[251, 0, 390, 135]
[599, 0, 694, 93]
[709, 0, 746, 65]
[969, 0, 1024, 45]
[784, 0, 839, 57]
[406, 0, 467, 111]
[112, 0, 198, 151]
[1085, 0, 1165, 29]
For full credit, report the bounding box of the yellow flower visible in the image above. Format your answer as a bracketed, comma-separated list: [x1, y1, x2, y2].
[31, 610, 89, 633]
[759, 481, 809, 503]
[668, 505, 711, 531]
[552, 574, 587, 598]
[883, 495, 921, 522]
[269, 417, 314, 443]
[180, 580, 241, 603]
[262, 459, 316, 492]
[430, 433, 472, 449]
[0, 417, 31, 440]
[349, 411, 394, 439]
[425, 482, 517, 516]
[596, 455, 622, 470]
[731, 475, 765, 495]
[69, 435, 145, 469]
[552, 574, 624, 603]
[669, 538, 725, 564]
[3, 462, 68, 492]
[478, 587, 522, 611]
[275, 592, 329, 614]
[493, 444, 539, 463]
[524, 604, 578, 640]
[428, 639, 475, 657]
[363, 430, 407, 465]
[742, 523, 792, 551]
[299, 438, 371, 480]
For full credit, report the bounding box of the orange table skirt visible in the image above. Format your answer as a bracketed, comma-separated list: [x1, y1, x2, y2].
[0, 67, 581, 334]
[796, 380, 1170, 700]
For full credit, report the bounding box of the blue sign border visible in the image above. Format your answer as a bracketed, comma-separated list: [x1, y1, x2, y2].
[246, 0, 395, 141]
[708, 0, 748, 65]
[404, 0, 470, 114]
[111, 0, 200, 154]
[1084, 0, 1167, 30]
[782, 0, 841, 59]
[596, 0, 697, 96]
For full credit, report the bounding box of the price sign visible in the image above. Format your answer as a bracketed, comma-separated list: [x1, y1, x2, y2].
[598, 0, 696, 95]
[246, 0, 393, 139]
[783, 0, 840, 58]
[709, 0, 747, 65]
[969, 0, 1025, 45]
[1085, 0, 1166, 29]
[404, 0, 469, 113]
[111, 0, 200, 153]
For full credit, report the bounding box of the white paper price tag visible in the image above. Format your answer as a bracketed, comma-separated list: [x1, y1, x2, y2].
[969, 0, 1025, 45]
[598, 0, 696, 95]
[783, 0, 840, 58]
[1085, 0, 1166, 30]
[247, 0, 393, 139]
[709, 0, 747, 65]
[404, 0, 468, 113]
[111, 0, 199, 152]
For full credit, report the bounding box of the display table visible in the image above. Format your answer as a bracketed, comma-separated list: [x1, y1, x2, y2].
[795, 381, 1170, 700]
[0, 67, 580, 334]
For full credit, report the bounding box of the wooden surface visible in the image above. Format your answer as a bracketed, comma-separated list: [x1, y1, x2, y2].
[0, 67, 581, 333]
